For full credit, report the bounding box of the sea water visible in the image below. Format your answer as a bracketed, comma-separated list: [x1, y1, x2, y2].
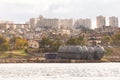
[0, 63, 120, 80]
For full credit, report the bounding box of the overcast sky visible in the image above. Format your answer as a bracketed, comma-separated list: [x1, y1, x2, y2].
[0, 0, 120, 27]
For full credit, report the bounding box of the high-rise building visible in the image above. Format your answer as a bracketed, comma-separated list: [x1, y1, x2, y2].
[84, 19, 91, 29]
[37, 15, 60, 28]
[29, 16, 60, 28]
[29, 15, 74, 29]
[74, 18, 91, 29]
[60, 19, 74, 29]
[109, 16, 118, 27]
[97, 16, 106, 28]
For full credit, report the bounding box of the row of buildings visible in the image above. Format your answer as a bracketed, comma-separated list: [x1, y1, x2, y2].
[29, 15, 119, 29]
[0, 15, 118, 31]
[97, 16, 118, 28]
[29, 15, 92, 29]
[29, 15, 74, 29]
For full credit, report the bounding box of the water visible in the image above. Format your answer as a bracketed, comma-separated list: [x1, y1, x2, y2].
[0, 63, 120, 80]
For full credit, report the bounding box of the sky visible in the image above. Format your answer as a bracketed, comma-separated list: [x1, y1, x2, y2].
[0, 0, 120, 27]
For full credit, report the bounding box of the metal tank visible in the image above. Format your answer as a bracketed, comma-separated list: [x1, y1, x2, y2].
[57, 45, 105, 60]
[94, 45, 105, 60]
[87, 47, 95, 60]
[81, 46, 88, 59]
[57, 45, 83, 59]
[58, 46, 68, 53]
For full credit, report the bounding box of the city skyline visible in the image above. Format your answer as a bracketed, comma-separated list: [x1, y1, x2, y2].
[0, 0, 120, 28]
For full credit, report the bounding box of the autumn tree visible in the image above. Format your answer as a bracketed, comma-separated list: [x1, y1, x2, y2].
[15, 38, 27, 49]
[10, 37, 28, 49]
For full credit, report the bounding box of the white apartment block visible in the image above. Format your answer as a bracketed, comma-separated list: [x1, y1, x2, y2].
[97, 16, 106, 28]
[109, 16, 118, 27]
[30, 15, 60, 28]
[74, 18, 91, 29]
[59, 19, 74, 29]
[29, 15, 74, 29]
[44, 19, 60, 28]
[84, 19, 91, 29]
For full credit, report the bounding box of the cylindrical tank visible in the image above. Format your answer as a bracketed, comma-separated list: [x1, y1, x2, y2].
[76, 46, 83, 59]
[87, 47, 95, 60]
[57, 46, 67, 59]
[58, 46, 67, 53]
[67, 46, 82, 53]
[57, 45, 105, 60]
[81, 46, 88, 59]
[57, 45, 83, 59]
[94, 45, 105, 60]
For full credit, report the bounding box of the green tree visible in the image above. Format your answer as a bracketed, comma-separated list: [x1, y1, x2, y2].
[101, 36, 112, 46]
[0, 43, 10, 51]
[66, 38, 78, 45]
[66, 36, 85, 45]
[39, 37, 52, 48]
[39, 37, 64, 52]
[78, 36, 86, 45]
[112, 32, 120, 46]
[51, 40, 64, 51]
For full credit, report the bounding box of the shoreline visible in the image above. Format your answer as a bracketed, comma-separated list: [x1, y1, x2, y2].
[0, 58, 113, 63]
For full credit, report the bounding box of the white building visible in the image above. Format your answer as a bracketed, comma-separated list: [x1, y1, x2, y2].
[97, 16, 106, 28]
[74, 18, 91, 29]
[60, 19, 74, 29]
[84, 19, 91, 29]
[31, 15, 60, 28]
[29, 15, 74, 29]
[109, 16, 118, 27]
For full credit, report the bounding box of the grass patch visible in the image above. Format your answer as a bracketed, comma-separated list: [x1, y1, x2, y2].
[105, 48, 113, 55]
[0, 53, 10, 59]
[11, 49, 27, 56]
[105, 47, 120, 56]
[0, 49, 32, 59]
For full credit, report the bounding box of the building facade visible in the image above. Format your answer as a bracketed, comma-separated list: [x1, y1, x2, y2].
[29, 15, 74, 29]
[74, 18, 91, 29]
[31, 15, 60, 28]
[84, 19, 91, 29]
[97, 16, 106, 28]
[59, 19, 74, 29]
[109, 16, 118, 27]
